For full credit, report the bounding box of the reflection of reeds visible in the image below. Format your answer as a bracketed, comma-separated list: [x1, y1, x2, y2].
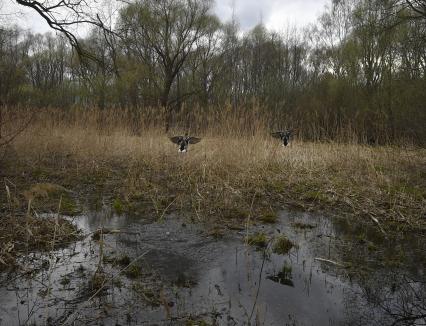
[0, 168, 83, 268]
[2, 106, 425, 231]
[0, 214, 79, 270]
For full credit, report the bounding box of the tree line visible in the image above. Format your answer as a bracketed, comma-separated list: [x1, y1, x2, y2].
[1, 0, 425, 143]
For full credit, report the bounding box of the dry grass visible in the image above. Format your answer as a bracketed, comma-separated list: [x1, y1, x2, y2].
[0, 215, 79, 270]
[1, 107, 425, 233]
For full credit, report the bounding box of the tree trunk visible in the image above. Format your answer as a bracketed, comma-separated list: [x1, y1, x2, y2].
[162, 76, 174, 133]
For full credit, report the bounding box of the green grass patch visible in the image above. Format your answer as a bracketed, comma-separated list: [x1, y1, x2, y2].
[258, 211, 278, 224]
[113, 197, 125, 214]
[272, 235, 294, 255]
[247, 232, 268, 248]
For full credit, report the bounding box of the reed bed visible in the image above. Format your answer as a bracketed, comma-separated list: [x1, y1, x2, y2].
[1, 106, 425, 236]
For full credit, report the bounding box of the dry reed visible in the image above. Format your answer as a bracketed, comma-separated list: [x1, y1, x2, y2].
[1, 106, 425, 233]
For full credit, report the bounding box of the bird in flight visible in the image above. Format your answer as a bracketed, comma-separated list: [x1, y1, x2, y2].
[169, 133, 201, 152]
[271, 130, 294, 146]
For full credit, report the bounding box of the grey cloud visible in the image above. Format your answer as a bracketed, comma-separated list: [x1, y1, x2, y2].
[2, 0, 330, 34]
[213, 0, 330, 31]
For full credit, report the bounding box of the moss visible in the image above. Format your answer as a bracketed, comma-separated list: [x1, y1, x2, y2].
[272, 235, 294, 255]
[247, 233, 268, 248]
[259, 211, 278, 224]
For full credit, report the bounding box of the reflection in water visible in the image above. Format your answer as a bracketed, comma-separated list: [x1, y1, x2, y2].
[267, 261, 294, 287]
[345, 274, 426, 326]
[0, 208, 424, 325]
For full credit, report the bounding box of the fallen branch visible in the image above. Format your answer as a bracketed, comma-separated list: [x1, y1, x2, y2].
[315, 257, 345, 267]
[368, 213, 387, 236]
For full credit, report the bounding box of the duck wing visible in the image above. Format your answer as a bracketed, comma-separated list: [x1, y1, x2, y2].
[188, 137, 201, 144]
[271, 131, 284, 139]
[170, 136, 184, 144]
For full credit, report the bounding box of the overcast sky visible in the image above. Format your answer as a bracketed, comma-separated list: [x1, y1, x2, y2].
[1, 0, 330, 34]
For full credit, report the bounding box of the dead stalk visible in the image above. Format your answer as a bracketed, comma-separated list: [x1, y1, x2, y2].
[61, 250, 151, 325]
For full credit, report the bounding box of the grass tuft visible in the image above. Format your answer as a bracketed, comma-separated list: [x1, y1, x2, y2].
[258, 211, 278, 224]
[113, 198, 125, 214]
[272, 235, 294, 255]
[247, 233, 269, 248]
[0, 216, 80, 270]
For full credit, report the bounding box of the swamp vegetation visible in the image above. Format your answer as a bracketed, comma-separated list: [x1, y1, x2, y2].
[0, 106, 424, 324]
[0, 0, 425, 324]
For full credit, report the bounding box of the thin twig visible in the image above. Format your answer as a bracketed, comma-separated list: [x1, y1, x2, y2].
[314, 257, 344, 267]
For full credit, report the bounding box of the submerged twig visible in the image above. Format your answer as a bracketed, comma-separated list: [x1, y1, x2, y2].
[314, 257, 344, 267]
[368, 214, 387, 236]
[61, 249, 151, 325]
[158, 196, 177, 222]
[248, 237, 274, 323]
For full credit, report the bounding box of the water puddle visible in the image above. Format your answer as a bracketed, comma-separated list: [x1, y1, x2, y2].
[0, 209, 425, 325]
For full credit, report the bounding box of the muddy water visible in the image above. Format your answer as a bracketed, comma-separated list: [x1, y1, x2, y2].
[0, 209, 425, 325]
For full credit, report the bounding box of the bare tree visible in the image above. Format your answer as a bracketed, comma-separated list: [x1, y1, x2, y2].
[119, 0, 218, 131]
[405, 0, 426, 18]
[13, 0, 115, 58]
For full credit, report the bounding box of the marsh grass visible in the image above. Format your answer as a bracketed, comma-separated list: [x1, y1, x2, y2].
[1, 106, 425, 232]
[0, 215, 79, 270]
[247, 233, 269, 248]
[272, 236, 294, 255]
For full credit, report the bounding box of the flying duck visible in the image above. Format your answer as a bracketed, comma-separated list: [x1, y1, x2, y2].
[271, 130, 294, 146]
[169, 134, 201, 152]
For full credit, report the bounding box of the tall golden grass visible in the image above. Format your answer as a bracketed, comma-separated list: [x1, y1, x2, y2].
[0, 104, 390, 142]
[2, 106, 425, 230]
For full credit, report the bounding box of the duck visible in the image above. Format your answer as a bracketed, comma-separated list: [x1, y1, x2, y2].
[169, 133, 201, 152]
[271, 130, 294, 146]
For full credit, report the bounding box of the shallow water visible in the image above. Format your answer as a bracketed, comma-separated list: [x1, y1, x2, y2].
[0, 208, 425, 325]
